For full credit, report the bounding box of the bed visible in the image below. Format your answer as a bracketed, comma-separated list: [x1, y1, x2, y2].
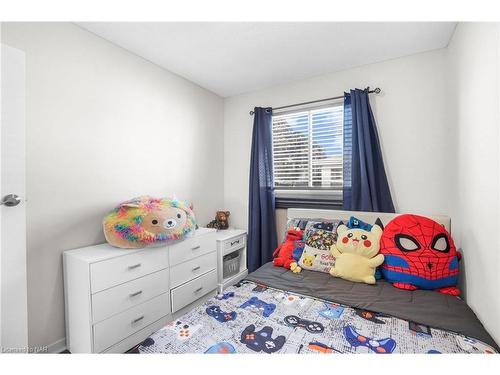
[135, 209, 499, 354]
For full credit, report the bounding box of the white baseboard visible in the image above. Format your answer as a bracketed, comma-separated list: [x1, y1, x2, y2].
[47, 337, 67, 353]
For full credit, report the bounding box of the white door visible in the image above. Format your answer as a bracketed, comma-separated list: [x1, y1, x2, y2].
[0, 43, 28, 352]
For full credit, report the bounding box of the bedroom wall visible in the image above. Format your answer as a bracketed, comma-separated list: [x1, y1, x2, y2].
[447, 22, 500, 344]
[1, 22, 224, 350]
[224, 49, 453, 231]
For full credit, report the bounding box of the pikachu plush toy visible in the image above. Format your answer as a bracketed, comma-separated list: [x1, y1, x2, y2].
[330, 223, 384, 284]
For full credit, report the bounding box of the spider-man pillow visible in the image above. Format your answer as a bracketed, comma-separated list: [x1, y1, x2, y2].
[379, 214, 461, 296]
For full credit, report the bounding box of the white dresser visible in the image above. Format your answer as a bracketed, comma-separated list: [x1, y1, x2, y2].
[63, 228, 217, 353]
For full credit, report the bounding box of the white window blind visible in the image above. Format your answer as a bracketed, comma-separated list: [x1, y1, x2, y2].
[272, 103, 344, 195]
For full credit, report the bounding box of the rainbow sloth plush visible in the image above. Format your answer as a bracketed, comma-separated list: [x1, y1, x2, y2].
[103, 196, 197, 249]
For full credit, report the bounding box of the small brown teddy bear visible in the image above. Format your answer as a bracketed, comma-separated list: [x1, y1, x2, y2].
[206, 211, 230, 230]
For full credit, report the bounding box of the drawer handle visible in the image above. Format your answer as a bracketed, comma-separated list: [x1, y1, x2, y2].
[130, 290, 143, 297]
[131, 315, 144, 324]
[191, 245, 201, 251]
[194, 286, 203, 293]
[128, 263, 142, 270]
[192, 266, 201, 272]
[230, 239, 240, 246]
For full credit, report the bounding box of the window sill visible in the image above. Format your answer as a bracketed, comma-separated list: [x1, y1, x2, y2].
[275, 197, 343, 210]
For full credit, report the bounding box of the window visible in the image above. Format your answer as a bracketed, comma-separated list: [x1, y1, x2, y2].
[271, 103, 344, 208]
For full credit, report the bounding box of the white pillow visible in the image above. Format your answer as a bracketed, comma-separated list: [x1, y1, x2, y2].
[298, 245, 335, 274]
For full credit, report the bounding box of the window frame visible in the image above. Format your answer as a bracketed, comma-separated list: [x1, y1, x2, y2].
[271, 101, 344, 209]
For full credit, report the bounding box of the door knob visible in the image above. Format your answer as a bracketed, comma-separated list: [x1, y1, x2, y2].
[0, 194, 21, 207]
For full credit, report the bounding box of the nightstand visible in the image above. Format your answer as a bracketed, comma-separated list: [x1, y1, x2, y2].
[215, 229, 248, 293]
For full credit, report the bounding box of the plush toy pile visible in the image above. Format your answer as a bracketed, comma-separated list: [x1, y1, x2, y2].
[103, 196, 197, 249]
[273, 214, 461, 294]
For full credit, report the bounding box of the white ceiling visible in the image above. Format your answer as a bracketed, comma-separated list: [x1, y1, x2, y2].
[78, 22, 456, 97]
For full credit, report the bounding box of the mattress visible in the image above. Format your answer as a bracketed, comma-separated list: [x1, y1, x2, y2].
[136, 263, 498, 354]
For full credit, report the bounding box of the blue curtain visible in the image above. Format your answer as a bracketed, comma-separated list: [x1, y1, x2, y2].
[247, 107, 278, 272]
[343, 89, 395, 213]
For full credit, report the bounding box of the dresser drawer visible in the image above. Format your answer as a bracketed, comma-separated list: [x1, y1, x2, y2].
[90, 248, 168, 293]
[170, 252, 216, 288]
[101, 316, 169, 353]
[170, 269, 217, 313]
[222, 234, 246, 254]
[93, 293, 169, 353]
[92, 269, 169, 323]
[169, 232, 216, 266]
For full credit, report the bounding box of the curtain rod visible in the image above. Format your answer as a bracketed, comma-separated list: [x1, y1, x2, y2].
[249, 87, 381, 115]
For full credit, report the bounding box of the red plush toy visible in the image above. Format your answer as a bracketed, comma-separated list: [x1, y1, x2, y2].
[273, 229, 304, 269]
[380, 214, 461, 296]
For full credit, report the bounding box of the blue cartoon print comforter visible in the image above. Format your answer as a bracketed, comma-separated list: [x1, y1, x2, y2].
[137, 281, 497, 354]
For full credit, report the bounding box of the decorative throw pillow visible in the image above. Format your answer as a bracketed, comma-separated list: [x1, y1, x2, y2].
[288, 224, 341, 274]
[304, 220, 342, 242]
[296, 245, 336, 274]
[305, 228, 336, 251]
